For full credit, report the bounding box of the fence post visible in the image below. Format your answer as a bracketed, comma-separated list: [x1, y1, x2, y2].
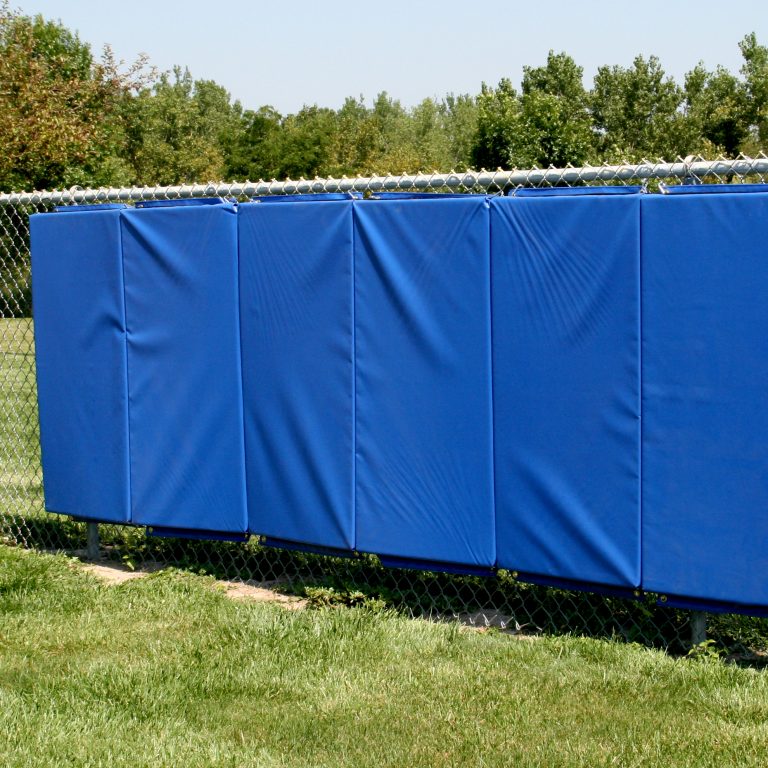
[690, 610, 707, 647]
[86, 522, 100, 561]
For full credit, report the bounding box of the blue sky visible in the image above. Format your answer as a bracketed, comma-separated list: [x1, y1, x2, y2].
[15, 0, 768, 113]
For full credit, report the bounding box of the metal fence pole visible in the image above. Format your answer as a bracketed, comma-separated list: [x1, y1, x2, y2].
[86, 522, 99, 561]
[690, 611, 707, 647]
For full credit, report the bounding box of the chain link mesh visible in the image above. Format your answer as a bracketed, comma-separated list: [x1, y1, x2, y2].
[3, 156, 768, 661]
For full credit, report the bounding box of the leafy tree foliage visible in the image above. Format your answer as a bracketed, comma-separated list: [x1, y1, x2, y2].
[591, 55, 694, 160]
[127, 68, 240, 185]
[0, 3, 147, 190]
[471, 78, 520, 170]
[1, 2, 768, 192]
[224, 105, 283, 181]
[517, 51, 593, 167]
[684, 65, 747, 157]
[740, 32, 768, 149]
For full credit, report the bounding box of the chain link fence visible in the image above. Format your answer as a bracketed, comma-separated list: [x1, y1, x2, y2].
[3, 156, 768, 661]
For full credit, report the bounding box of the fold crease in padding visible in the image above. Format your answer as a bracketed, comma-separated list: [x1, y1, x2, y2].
[641, 187, 768, 607]
[490, 191, 640, 588]
[354, 196, 495, 567]
[121, 200, 247, 532]
[30, 205, 131, 523]
[239, 199, 354, 549]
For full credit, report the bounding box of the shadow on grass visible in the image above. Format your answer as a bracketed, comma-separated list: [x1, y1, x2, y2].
[4, 511, 768, 664]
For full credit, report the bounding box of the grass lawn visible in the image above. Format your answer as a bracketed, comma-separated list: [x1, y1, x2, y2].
[1, 545, 767, 768]
[0, 318, 46, 539]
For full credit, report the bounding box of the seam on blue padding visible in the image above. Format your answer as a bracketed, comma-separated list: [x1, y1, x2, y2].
[637, 196, 644, 588]
[117, 211, 133, 524]
[351, 201, 358, 551]
[232, 207, 248, 533]
[486, 198, 497, 567]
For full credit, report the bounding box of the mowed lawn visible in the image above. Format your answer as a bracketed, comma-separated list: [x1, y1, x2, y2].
[0, 546, 767, 768]
[0, 318, 42, 517]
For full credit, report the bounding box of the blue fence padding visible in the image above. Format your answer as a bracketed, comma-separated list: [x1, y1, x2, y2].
[641, 188, 768, 607]
[147, 527, 249, 542]
[30, 185, 768, 615]
[659, 182, 768, 195]
[30, 206, 131, 523]
[354, 196, 495, 567]
[121, 199, 247, 532]
[377, 556, 495, 578]
[251, 193, 361, 202]
[490, 191, 641, 588]
[261, 537, 355, 558]
[512, 186, 642, 197]
[133, 197, 230, 208]
[369, 192, 479, 199]
[53, 204, 128, 212]
[655, 595, 768, 618]
[238, 199, 355, 549]
[512, 572, 641, 600]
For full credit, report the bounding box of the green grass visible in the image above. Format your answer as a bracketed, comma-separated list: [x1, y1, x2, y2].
[0, 318, 45, 537]
[1, 545, 768, 768]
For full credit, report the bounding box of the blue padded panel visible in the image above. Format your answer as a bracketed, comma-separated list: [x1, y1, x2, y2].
[238, 199, 354, 549]
[30, 206, 130, 522]
[252, 193, 360, 202]
[642, 188, 768, 607]
[513, 186, 642, 197]
[354, 196, 495, 567]
[121, 200, 247, 532]
[491, 191, 640, 587]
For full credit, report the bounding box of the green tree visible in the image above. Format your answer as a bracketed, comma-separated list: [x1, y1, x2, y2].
[739, 32, 768, 150]
[439, 93, 478, 170]
[330, 96, 376, 175]
[471, 53, 593, 170]
[516, 51, 594, 167]
[364, 92, 419, 173]
[471, 78, 521, 169]
[127, 67, 240, 185]
[275, 105, 337, 179]
[591, 55, 694, 160]
[0, 3, 146, 191]
[684, 64, 747, 157]
[224, 105, 283, 180]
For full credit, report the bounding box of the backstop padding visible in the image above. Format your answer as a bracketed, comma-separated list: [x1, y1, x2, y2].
[490, 189, 641, 589]
[29, 186, 768, 612]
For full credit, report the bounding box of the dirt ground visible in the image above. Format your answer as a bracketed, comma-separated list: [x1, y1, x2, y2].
[80, 560, 306, 609]
[78, 561, 524, 629]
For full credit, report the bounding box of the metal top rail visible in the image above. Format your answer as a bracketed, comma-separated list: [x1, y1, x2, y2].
[2, 157, 768, 206]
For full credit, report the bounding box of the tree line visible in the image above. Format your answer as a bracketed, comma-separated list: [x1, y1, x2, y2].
[2, 3, 768, 193]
